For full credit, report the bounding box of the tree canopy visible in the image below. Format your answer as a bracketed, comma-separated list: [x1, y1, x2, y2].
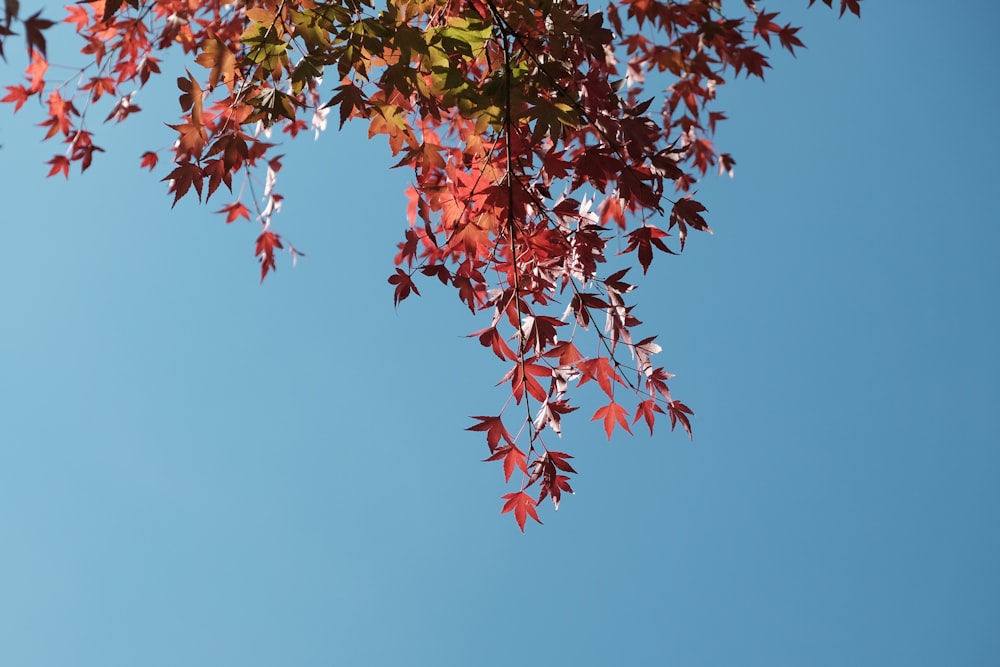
[1, 0, 861, 529]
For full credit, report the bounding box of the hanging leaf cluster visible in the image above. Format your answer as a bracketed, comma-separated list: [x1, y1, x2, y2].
[0, 0, 860, 530]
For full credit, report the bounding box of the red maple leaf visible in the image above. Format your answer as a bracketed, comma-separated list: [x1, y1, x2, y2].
[753, 11, 781, 44]
[37, 90, 78, 139]
[69, 130, 104, 171]
[503, 361, 550, 404]
[500, 491, 541, 532]
[471, 326, 516, 361]
[591, 400, 633, 440]
[388, 268, 420, 306]
[466, 415, 514, 451]
[216, 201, 250, 224]
[46, 154, 70, 178]
[323, 80, 369, 129]
[533, 399, 577, 436]
[484, 444, 528, 482]
[165, 121, 208, 158]
[255, 230, 283, 282]
[1, 85, 32, 112]
[24, 53, 48, 93]
[538, 474, 574, 510]
[23, 13, 55, 58]
[529, 450, 577, 509]
[667, 400, 694, 439]
[778, 24, 805, 54]
[669, 197, 711, 250]
[139, 151, 158, 171]
[633, 399, 665, 435]
[202, 159, 234, 201]
[162, 162, 205, 206]
[646, 367, 675, 401]
[577, 357, 625, 398]
[623, 225, 676, 273]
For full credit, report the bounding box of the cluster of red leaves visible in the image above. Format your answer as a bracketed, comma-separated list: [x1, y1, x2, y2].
[0, 0, 860, 530]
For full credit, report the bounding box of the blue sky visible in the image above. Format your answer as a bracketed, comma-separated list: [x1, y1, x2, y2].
[2, 2, 998, 665]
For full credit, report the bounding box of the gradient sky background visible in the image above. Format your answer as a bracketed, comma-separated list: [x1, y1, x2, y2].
[2, 2, 998, 665]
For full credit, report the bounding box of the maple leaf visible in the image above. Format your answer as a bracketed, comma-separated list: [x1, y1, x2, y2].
[503, 361, 550, 404]
[484, 444, 528, 482]
[324, 81, 369, 129]
[667, 400, 694, 439]
[623, 225, 676, 273]
[538, 474, 574, 510]
[646, 367, 675, 401]
[753, 11, 781, 45]
[202, 159, 234, 201]
[69, 130, 104, 171]
[394, 228, 420, 266]
[546, 450, 577, 474]
[368, 102, 416, 155]
[778, 24, 805, 54]
[24, 52, 47, 92]
[176, 72, 203, 128]
[669, 197, 711, 251]
[162, 162, 204, 206]
[195, 37, 237, 93]
[46, 154, 70, 178]
[451, 274, 483, 314]
[471, 326, 516, 361]
[591, 400, 633, 440]
[519, 315, 565, 355]
[37, 90, 78, 139]
[63, 5, 90, 32]
[206, 133, 249, 173]
[139, 151, 158, 171]
[137, 55, 161, 86]
[104, 93, 141, 123]
[577, 357, 625, 398]
[633, 399, 665, 435]
[388, 268, 420, 306]
[533, 399, 577, 436]
[633, 336, 662, 378]
[166, 121, 208, 158]
[23, 12, 54, 58]
[500, 491, 541, 532]
[603, 268, 636, 296]
[739, 48, 770, 79]
[83, 76, 116, 103]
[467, 415, 513, 451]
[544, 341, 584, 367]
[1, 84, 31, 112]
[255, 230, 284, 282]
[216, 201, 250, 224]
[530, 451, 577, 509]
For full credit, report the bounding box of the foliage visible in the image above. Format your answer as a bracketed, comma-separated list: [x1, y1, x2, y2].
[0, 0, 860, 529]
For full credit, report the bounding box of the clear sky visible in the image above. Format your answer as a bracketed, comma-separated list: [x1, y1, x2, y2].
[2, 2, 998, 665]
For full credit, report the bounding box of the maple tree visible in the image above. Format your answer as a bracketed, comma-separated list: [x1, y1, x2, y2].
[1, 0, 860, 529]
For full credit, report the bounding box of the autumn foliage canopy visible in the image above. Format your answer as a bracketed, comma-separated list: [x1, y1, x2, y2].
[1, 0, 860, 529]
